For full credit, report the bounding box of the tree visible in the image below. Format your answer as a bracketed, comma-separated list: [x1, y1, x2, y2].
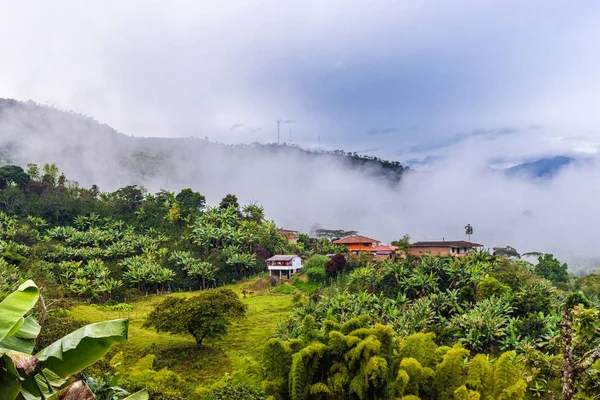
[494, 246, 521, 259]
[314, 228, 358, 240]
[325, 254, 347, 277]
[26, 163, 40, 181]
[560, 292, 600, 400]
[219, 193, 240, 212]
[144, 288, 246, 347]
[0, 165, 30, 190]
[464, 224, 473, 243]
[391, 234, 412, 257]
[175, 188, 206, 217]
[536, 253, 569, 284]
[42, 163, 59, 185]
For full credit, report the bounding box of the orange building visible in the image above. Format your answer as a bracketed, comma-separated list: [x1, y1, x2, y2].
[333, 235, 380, 255]
[409, 241, 483, 257]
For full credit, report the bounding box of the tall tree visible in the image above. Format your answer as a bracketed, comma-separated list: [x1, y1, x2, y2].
[464, 224, 473, 243]
[42, 163, 59, 185]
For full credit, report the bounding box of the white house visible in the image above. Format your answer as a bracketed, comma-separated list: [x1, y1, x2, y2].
[266, 255, 303, 279]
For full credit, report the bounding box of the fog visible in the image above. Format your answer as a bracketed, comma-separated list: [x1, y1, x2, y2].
[1, 100, 599, 271]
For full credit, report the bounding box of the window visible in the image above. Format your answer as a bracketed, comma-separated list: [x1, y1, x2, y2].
[364, 243, 370, 247]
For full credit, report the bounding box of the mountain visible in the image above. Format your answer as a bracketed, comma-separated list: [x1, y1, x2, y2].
[505, 156, 576, 179]
[0, 98, 407, 206]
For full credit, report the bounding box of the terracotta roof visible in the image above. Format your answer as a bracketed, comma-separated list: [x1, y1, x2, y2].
[266, 255, 299, 261]
[412, 241, 483, 248]
[333, 235, 379, 244]
[371, 245, 398, 252]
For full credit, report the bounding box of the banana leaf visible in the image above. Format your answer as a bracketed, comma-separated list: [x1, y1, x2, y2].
[123, 389, 149, 400]
[35, 319, 128, 378]
[0, 316, 42, 354]
[0, 281, 39, 343]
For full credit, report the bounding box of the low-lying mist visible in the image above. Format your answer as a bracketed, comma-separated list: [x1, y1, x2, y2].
[1, 99, 598, 271]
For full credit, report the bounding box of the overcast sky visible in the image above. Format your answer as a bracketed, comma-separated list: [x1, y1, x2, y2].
[1, 0, 599, 163]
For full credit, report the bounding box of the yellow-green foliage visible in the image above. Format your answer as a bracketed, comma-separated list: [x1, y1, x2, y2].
[398, 332, 438, 368]
[434, 344, 470, 400]
[492, 351, 526, 400]
[454, 385, 481, 400]
[117, 354, 187, 400]
[466, 354, 493, 399]
[263, 320, 529, 400]
[398, 358, 434, 396]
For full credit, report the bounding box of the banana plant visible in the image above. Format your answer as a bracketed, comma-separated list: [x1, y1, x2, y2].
[0, 280, 145, 400]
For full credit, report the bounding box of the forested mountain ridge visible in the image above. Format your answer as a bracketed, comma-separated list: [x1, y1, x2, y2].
[0, 99, 408, 192]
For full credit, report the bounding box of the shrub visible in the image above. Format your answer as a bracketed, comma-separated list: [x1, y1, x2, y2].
[476, 277, 510, 300]
[303, 255, 329, 284]
[325, 254, 347, 277]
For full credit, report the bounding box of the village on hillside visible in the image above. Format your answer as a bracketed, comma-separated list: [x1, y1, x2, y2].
[268, 228, 484, 278]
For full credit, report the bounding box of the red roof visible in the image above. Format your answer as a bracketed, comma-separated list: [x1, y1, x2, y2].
[333, 235, 379, 244]
[412, 241, 483, 248]
[371, 245, 398, 252]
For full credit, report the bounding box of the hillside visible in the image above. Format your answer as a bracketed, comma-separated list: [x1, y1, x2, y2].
[0, 99, 407, 191]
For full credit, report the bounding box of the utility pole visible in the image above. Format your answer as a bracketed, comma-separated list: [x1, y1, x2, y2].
[289, 128, 292, 144]
[277, 120, 280, 144]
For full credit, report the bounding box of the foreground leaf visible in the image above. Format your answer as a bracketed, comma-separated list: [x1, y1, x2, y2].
[0, 281, 39, 343]
[35, 319, 128, 378]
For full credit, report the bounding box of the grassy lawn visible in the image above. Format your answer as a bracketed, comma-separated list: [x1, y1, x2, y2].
[70, 278, 295, 383]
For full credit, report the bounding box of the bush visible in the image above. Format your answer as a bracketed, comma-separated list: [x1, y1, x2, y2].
[303, 255, 329, 284]
[477, 277, 510, 300]
[325, 254, 347, 277]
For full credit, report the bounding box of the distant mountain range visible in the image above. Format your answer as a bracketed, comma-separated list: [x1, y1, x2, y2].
[504, 156, 577, 178]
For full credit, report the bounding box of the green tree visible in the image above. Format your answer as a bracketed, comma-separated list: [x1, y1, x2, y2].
[175, 188, 206, 217]
[391, 234, 412, 257]
[219, 193, 240, 212]
[0, 165, 30, 190]
[465, 224, 473, 243]
[26, 163, 40, 181]
[42, 163, 59, 185]
[143, 288, 246, 347]
[535, 253, 569, 284]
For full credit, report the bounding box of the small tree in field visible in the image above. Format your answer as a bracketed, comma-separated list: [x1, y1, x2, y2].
[143, 288, 246, 348]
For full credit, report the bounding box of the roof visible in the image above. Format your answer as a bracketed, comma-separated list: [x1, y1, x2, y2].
[266, 255, 299, 261]
[412, 241, 483, 248]
[333, 235, 379, 244]
[371, 245, 398, 252]
[277, 229, 299, 234]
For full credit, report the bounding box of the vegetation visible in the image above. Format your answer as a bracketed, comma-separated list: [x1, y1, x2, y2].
[2, 160, 600, 399]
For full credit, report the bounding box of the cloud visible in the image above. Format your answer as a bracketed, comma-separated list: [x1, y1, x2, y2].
[230, 123, 244, 131]
[1, 100, 600, 272]
[1, 0, 599, 153]
[366, 128, 398, 136]
[408, 126, 519, 153]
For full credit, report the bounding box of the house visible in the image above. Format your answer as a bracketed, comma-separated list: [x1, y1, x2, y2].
[266, 255, 303, 279]
[333, 235, 380, 255]
[370, 244, 398, 260]
[409, 241, 483, 257]
[278, 229, 300, 243]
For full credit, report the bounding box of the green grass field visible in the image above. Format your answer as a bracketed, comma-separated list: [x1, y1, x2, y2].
[70, 278, 295, 384]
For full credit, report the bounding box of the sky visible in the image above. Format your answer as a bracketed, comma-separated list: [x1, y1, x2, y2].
[1, 0, 600, 162]
[2, 1, 600, 268]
